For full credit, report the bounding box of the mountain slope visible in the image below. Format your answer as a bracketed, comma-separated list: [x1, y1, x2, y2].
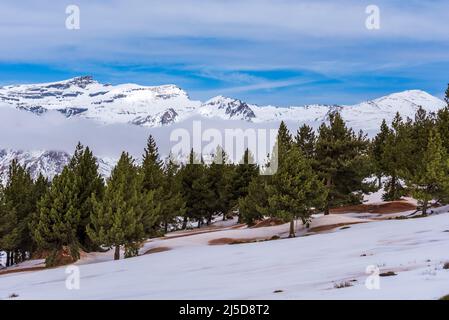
[0, 77, 446, 179]
[0, 77, 445, 130]
[1, 210, 448, 299]
[0, 149, 114, 181]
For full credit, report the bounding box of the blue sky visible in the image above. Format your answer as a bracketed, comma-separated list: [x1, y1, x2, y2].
[0, 0, 448, 106]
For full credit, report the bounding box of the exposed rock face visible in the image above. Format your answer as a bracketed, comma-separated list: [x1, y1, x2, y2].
[0, 77, 445, 132]
[0, 149, 114, 180]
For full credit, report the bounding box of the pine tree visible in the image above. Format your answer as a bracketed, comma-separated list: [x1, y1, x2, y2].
[382, 113, 410, 200]
[69, 143, 105, 251]
[227, 149, 258, 221]
[371, 119, 390, 188]
[1, 160, 36, 264]
[141, 135, 164, 191]
[294, 124, 316, 159]
[87, 152, 158, 260]
[436, 85, 449, 154]
[436, 106, 449, 153]
[140, 135, 165, 234]
[28, 173, 50, 255]
[239, 175, 268, 226]
[410, 107, 434, 165]
[236, 149, 258, 195]
[405, 129, 449, 215]
[159, 153, 186, 232]
[180, 150, 215, 228]
[315, 112, 371, 214]
[261, 147, 327, 237]
[206, 146, 234, 222]
[33, 167, 81, 266]
[265, 121, 293, 176]
[0, 177, 15, 267]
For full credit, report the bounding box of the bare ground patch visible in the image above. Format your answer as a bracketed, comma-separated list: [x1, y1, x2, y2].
[143, 247, 172, 255]
[0, 265, 46, 276]
[251, 217, 285, 229]
[160, 224, 246, 241]
[208, 236, 280, 245]
[309, 221, 367, 233]
[330, 201, 416, 214]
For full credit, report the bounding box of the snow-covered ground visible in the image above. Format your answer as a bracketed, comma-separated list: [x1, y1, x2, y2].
[1, 208, 448, 300]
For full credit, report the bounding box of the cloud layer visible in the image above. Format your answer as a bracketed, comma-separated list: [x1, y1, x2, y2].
[0, 0, 448, 105]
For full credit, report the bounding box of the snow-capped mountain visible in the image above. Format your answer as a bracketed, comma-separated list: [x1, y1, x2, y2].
[0, 76, 200, 126]
[0, 149, 114, 181]
[0, 76, 445, 131]
[0, 76, 446, 179]
[198, 96, 256, 121]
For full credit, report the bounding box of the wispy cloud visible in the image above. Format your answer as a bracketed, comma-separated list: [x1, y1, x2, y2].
[0, 0, 448, 105]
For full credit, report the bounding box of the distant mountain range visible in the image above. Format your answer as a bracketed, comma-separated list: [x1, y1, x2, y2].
[0, 76, 446, 179]
[0, 76, 445, 128]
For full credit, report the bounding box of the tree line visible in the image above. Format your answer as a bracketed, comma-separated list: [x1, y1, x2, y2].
[1, 85, 448, 267]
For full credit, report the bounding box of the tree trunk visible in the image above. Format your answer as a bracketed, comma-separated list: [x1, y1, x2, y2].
[198, 220, 201, 229]
[289, 218, 295, 238]
[114, 246, 120, 260]
[422, 199, 428, 216]
[324, 204, 330, 216]
[377, 175, 382, 189]
[390, 175, 398, 200]
[10, 252, 14, 265]
[324, 177, 331, 215]
[164, 221, 168, 233]
[6, 251, 10, 267]
[182, 216, 188, 229]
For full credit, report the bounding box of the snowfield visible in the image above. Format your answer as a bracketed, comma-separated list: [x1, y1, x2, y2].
[1, 210, 449, 300]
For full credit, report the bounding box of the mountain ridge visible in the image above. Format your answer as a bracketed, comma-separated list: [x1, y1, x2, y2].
[0, 77, 447, 180]
[0, 76, 445, 128]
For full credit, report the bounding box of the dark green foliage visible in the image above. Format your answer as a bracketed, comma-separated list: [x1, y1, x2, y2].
[69, 143, 105, 251]
[404, 129, 449, 214]
[180, 150, 215, 228]
[230, 149, 259, 218]
[239, 175, 268, 226]
[436, 106, 449, 152]
[0, 160, 38, 264]
[295, 124, 316, 159]
[206, 146, 234, 222]
[315, 112, 372, 213]
[140, 135, 165, 234]
[159, 153, 186, 232]
[371, 119, 390, 188]
[33, 167, 81, 266]
[261, 147, 327, 237]
[141, 135, 164, 192]
[87, 152, 159, 260]
[381, 113, 410, 200]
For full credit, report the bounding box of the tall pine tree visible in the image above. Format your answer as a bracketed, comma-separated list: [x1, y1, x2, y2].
[262, 147, 327, 237]
[69, 143, 105, 251]
[87, 152, 158, 260]
[405, 129, 449, 214]
[371, 119, 390, 188]
[1, 160, 36, 264]
[140, 135, 165, 234]
[159, 153, 186, 232]
[180, 150, 215, 228]
[315, 112, 371, 214]
[295, 124, 316, 159]
[33, 167, 81, 266]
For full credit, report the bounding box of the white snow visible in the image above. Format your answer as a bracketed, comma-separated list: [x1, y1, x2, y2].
[1, 211, 448, 300]
[0, 77, 445, 133]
